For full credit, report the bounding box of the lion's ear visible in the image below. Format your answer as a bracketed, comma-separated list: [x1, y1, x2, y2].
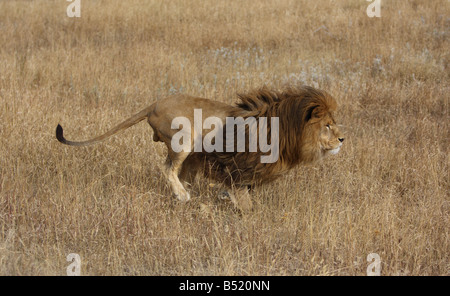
[306, 105, 323, 121]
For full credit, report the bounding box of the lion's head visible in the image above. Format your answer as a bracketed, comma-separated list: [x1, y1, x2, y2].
[317, 115, 344, 156]
[293, 86, 344, 161]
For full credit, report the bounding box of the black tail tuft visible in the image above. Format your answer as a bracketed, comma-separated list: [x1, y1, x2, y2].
[56, 124, 66, 144]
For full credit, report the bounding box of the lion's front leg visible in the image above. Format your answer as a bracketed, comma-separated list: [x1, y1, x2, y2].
[222, 186, 253, 212]
[178, 154, 201, 188]
[233, 187, 253, 212]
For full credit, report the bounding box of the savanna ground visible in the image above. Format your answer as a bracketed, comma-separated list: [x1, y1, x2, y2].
[0, 0, 448, 275]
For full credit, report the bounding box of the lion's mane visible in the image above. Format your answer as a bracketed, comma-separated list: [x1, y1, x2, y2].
[200, 86, 337, 187]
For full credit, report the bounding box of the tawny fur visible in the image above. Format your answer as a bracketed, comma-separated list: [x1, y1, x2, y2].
[56, 85, 344, 210]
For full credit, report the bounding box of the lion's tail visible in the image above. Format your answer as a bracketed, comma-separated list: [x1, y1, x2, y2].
[56, 105, 154, 147]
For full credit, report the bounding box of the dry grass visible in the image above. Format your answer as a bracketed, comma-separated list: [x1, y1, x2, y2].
[0, 0, 448, 275]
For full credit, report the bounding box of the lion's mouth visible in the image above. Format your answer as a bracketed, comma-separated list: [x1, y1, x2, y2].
[327, 147, 340, 155]
[324, 144, 342, 155]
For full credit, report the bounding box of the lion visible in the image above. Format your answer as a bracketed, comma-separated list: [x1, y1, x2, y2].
[56, 86, 344, 210]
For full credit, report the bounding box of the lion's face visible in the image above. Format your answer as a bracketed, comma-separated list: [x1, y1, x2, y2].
[317, 115, 344, 156]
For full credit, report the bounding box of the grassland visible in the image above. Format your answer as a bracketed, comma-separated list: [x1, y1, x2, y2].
[0, 0, 448, 275]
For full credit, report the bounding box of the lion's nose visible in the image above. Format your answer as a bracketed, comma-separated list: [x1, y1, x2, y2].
[338, 137, 344, 143]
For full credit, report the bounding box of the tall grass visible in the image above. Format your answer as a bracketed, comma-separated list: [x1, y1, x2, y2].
[0, 0, 448, 275]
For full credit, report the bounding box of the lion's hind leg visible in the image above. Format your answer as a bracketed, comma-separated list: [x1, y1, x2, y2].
[164, 151, 191, 202]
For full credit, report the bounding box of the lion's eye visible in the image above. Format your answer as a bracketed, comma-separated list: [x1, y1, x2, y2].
[326, 124, 330, 129]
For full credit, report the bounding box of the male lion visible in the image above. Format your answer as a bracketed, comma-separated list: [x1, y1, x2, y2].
[56, 86, 344, 210]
